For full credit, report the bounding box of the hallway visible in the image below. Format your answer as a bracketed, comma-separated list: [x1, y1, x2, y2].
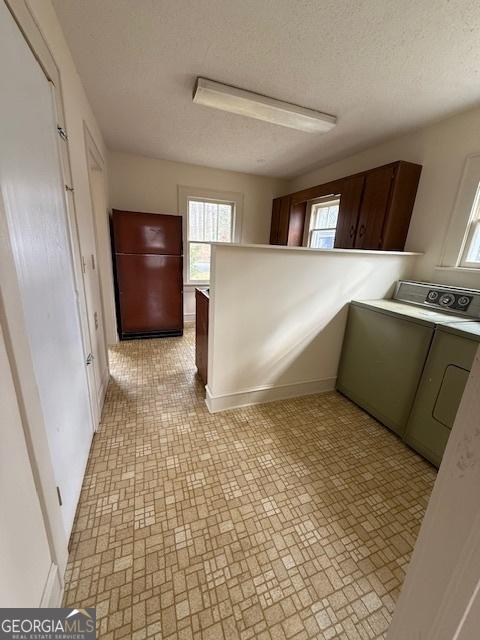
[63, 326, 436, 640]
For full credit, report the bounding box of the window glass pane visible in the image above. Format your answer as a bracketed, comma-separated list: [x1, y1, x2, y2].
[188, 200, 204, 241]
[189, 242, 211, 281]
[204, 201, 217, 241]
[311, 201, 339, 230]
[188, 199, 233, 242]
[310, 229, 336, 249]
[466, 222, 480, 263]
[217, 204, 233, 242]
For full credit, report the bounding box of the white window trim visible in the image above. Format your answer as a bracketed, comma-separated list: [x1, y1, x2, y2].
[459, 184, 480, 268]
[302, 195, 340, 248]
[439, 153, 480, 270]
[178, 185, 243, 285]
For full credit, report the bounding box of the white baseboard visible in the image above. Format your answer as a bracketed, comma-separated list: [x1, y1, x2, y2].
[205, 377, 336, 413]
[184, 313, 195, 323]
[40, 563, 63, 607]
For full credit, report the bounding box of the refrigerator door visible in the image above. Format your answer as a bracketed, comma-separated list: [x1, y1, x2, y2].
[113, 209, 182, 256]
[116, 254, 183, 336]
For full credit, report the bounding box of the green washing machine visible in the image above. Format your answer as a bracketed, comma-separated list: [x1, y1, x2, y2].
[336, 300, 435, 437]
[404, 322, 480, 467]
[337, 281, 480, 466]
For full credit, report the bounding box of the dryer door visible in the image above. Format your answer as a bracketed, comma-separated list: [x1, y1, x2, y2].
[432, 365, 470, 429]
[405, 330, 477, 467]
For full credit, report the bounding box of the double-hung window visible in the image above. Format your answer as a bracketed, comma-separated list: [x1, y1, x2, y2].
[440, 154, 480, 270]
[459, 182, 480, 267]
[306, 198, 340, 249]
[187, 198, 235, 283]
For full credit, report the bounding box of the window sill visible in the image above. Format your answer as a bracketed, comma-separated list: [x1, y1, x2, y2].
[185, 283, 209, 288]
[435, 265, 480, 273]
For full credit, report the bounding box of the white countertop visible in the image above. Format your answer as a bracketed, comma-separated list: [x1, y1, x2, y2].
[353, 298, 475, 327]
[210, 242, 422, 257]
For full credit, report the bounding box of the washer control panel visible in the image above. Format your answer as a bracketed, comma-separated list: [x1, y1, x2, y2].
[394, 281, 480, 317]
[425, 289, 472, 311]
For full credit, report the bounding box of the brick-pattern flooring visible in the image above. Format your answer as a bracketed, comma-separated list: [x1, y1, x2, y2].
[63, 325, 436, 639]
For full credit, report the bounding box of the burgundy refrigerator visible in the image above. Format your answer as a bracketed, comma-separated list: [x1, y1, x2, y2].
[112, 209, 183, 339]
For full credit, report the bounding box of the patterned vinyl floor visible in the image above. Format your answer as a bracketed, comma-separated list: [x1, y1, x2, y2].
[63, 325, 436, 639]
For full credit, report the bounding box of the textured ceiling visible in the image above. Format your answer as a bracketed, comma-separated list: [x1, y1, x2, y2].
[53, 0, 480, 178]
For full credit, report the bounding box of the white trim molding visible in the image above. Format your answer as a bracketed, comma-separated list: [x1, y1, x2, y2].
[39, 563, 63, 608]
[205, 377, 336, 413]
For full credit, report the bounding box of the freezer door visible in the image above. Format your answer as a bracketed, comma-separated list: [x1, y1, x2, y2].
[116, 254, 183, 335]
[112, 209, 182, 255]
[336, 304, 433, 436]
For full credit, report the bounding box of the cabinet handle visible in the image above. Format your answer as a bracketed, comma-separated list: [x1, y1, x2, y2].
[349, 225, 355, 238]
[359, 224, 366, 238]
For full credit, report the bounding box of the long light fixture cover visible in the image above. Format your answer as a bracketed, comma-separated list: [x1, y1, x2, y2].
[193, 78, 336, 133]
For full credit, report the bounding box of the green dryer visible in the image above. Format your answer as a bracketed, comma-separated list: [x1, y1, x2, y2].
[404, 322, 480, 467]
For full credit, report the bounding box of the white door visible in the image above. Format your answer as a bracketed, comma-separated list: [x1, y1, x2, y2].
[0, 325, 55, 606]
[0, 1, 93, 535]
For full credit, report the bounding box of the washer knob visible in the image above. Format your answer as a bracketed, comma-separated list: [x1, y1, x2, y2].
[427, 291, 439, 301]
[439, 293, 455, 307]
[458, 296, 470, 307]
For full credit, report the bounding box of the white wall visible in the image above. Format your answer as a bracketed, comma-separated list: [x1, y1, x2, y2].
[387, 344, 480, 640]
[108, 151, 288, 318]
[288, 106, 480, 290]
[206, 244, 418, 412]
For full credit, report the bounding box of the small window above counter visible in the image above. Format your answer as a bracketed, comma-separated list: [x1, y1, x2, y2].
[270, 160, 422, 252]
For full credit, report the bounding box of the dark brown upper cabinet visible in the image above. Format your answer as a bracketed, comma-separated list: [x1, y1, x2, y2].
[334, 174, 365, 249]
[269, 196, 306, 246]
[269, 160, 422, 251]
[354, 165, 395, 250]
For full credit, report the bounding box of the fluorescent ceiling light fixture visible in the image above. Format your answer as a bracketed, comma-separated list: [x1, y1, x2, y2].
[193, 78, 336, 133]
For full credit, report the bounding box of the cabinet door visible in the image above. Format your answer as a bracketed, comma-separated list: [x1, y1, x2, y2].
[381, 161, 422, 250]
[354, 166, 394, 249]
[270, 196, 291, 245]
[287, 201, 306, 246]
[269, 197, 281, 244]
[195, 290, 209, 384]
[334, 175, 365, 248]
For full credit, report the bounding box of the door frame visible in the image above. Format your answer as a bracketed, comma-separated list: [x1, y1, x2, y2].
[1, 0, 97, 581]
[84, 123, 117, 348]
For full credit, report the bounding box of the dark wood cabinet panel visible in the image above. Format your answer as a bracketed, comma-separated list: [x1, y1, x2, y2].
[354, 165, 395, 249]
[269, 197, 281, 244]
[290, 179, 343, 206]
[269, 195, 290, 244]
[382, 162, 422, 250]
[287, 202, 307, 246]
[269, 195, 305, 246]
[334, 175, 365, 249]
[271, 160, 422, 252]
[195, 288, 209, 385]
